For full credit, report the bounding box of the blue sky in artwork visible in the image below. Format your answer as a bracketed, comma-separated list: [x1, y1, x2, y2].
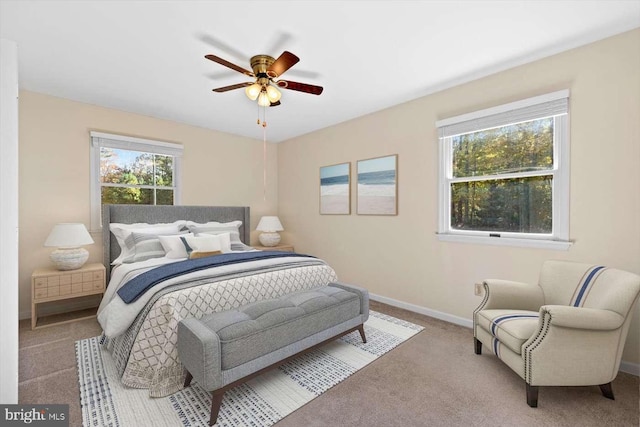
[358, 155, 396, 174]
[320, 163, 349, 179]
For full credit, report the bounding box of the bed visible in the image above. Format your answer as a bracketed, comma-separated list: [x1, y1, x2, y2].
[98, 205, 337, 397]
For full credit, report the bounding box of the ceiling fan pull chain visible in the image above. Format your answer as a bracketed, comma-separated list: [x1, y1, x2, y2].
[263, 113, 267, 201]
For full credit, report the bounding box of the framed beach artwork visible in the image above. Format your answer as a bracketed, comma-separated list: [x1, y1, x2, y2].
[357, 154, 398, 215]
[320, 162, 351, 215]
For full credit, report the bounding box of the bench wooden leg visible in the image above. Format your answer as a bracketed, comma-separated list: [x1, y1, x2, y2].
[358, 324, 367, 343]
[184, 371, 193, 387]
[209, 389, 225, 426]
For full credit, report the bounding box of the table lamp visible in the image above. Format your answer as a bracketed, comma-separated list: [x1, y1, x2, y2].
[44, 223, 94, 270]
[256, 216, 284, 247]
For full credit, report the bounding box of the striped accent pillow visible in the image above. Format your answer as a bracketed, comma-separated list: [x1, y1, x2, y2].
[188, 221, 244, 246]
[122, 230, 187, 263]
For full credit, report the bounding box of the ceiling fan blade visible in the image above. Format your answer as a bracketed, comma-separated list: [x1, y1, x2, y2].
[276, 80, 323, 95]
[269, 101, 281, 107]
[198, 33, 247, 62]
[205, 54, 253, 76]
[267, 51, 300, 78]
[266, 31, 293, 57]
[212, 82, 252, 93]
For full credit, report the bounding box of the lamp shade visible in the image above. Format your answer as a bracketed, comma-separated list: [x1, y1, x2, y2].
[44, 223, 94, 248]
[265, 85, 282, 103]
[245, 83, 262, 101]
[257, 91, 270, 107]
[256, 216, 284, 232]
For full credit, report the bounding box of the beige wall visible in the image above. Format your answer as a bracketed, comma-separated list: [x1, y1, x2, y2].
[278, 29, 640, 364]
[18, 91, 278, 317]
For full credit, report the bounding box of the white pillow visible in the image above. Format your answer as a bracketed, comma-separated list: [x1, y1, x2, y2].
[110, 221, 186, 265]
[187, 221, 243, 246]
[159, 234, 230, 259]
[159, 233, 194, 258]
[186, 220, 241, 230]
[188, 234, 227, 253]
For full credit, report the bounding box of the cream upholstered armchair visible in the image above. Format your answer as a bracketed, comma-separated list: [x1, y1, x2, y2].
[473, 260, 640, 407]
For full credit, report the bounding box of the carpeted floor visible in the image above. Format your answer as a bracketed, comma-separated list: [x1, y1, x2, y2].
[76, 311, 423, 426]
[19, 302, 640, 427]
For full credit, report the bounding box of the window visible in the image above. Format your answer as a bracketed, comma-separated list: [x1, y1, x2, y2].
[90, 132, 182, 230]
[436, 90, 571, 249]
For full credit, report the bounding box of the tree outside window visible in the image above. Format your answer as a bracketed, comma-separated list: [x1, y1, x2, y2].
[450, 118, 553, 234]
[100, 148, 175, 206]
[437, 91, 570, 248]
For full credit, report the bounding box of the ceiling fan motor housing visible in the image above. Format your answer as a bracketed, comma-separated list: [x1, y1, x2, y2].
[250, 55, 276, 77]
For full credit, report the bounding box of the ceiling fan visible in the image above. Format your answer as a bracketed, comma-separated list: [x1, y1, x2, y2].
[205, 51, 323, 107]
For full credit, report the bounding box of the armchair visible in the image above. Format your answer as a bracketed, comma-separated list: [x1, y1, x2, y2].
[473, 260, 640, 407]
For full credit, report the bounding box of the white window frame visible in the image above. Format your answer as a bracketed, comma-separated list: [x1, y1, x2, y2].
[436, 90, 571, 250]
[90, 131, 183, 231]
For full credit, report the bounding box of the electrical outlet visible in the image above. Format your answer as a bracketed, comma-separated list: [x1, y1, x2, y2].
[474, 282, 483, 296]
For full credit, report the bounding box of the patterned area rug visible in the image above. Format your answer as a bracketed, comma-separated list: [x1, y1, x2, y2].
[76, 311, 423, 427]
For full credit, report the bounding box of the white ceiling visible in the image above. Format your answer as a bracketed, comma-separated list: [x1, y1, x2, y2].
[1, 1, 639, 142]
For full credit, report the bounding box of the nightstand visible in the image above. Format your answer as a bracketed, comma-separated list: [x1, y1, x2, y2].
[252, 244, 295, 252]
[31, 262, 106, 329]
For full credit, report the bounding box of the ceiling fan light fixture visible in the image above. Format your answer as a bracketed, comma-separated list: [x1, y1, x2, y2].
[257, 91, 271, 107]
[265, 85, 281, 103]
[245, 83, 262, 101]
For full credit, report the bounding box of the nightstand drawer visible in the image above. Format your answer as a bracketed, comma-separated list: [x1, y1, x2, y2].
[31, 263, 107, 330]
[34, 288, 48, 299]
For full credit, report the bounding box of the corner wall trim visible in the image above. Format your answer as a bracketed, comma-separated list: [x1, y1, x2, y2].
[369, 292, 639, 377]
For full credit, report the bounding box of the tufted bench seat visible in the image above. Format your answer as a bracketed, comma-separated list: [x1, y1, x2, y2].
[177, 282, 369, 426]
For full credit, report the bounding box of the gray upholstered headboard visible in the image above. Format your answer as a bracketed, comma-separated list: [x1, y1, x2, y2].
[102, 205, 250, 282]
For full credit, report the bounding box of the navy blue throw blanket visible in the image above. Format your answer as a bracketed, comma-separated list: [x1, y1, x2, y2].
[117, 251, 315, 304]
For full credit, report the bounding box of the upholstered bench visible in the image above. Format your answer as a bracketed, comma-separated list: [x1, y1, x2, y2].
[177, 282, 369, 426]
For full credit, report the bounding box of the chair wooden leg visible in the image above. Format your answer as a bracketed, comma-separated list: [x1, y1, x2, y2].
[599, 382, 615, 400]
[358, 324, 367, 343]
[526, 384, 538, 407]
[474, 338, 482, 355]
[184, 371, 193, 387]
[209, 389, 225, 426]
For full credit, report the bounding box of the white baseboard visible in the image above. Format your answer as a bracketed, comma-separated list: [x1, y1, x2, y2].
[619, 360, 640, 376]
[369, 292, 639, 377]
[369, 292, 473, 328]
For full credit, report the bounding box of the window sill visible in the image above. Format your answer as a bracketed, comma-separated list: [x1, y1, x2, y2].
[437, 233, 572, 250]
